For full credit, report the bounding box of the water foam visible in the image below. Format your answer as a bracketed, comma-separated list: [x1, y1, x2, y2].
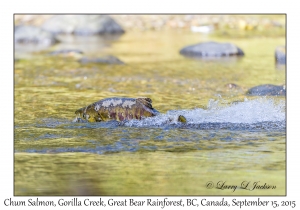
[124, 98, 286, 127]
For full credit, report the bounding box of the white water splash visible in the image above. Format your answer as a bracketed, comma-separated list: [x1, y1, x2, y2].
[124, 98, 285, 127]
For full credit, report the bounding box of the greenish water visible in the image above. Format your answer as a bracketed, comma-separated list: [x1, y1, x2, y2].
[14, 30, 285, 195]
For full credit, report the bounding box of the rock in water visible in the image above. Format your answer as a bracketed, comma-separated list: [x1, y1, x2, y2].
[275, 46, 286, 64]
[75, 97, 160, 122]
[41, 15, 125, 35]
[247, 84, 286, 96]
[79, 55, 124, 65]
[49, 49, 83, 55]
[179, 41, 244, 57]
[15, 25, 57, 47]
[224, 83, 239, 89]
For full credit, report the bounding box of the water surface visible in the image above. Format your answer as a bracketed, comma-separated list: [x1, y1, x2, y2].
[14, 31, 286, 195]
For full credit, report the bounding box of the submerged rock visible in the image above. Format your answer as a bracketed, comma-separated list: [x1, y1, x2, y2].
[49, 49, 83, 55]
[78, 55, 125, 65]
[224, 83, 239, 89]
[41, 15, 125, 35]
[275, 46, 286, 64]
[247, 84, 286, 96]
[48, 49, 84, 58]
[15, 25, 57, 47]
[180, 41, 244, 57]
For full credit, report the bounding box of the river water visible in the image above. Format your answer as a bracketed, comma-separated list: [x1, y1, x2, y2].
[14, 31, 285, 195]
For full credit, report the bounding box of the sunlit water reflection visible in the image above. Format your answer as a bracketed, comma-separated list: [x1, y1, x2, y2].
[14, 30, 285, 195]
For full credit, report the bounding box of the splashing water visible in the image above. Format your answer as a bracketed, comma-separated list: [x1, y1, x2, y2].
[124, 98, 286, 129]
[31, 98, 285, 131]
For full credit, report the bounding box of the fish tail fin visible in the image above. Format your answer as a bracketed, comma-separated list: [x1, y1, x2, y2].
[178, 115, 187, 123]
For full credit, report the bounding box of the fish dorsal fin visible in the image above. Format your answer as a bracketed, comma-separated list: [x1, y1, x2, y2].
[136, 97, 153, 109]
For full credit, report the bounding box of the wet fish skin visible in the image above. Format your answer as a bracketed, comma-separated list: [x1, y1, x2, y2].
[75, 97, 159, 122]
